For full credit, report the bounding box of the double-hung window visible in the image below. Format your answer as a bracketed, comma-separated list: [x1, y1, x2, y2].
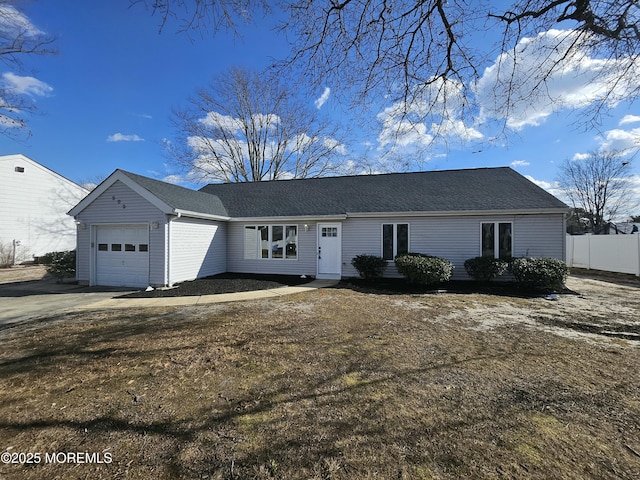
[244, 225, 298, 260]
[382, 223, 409, 260]
[481, 222, 512, 259]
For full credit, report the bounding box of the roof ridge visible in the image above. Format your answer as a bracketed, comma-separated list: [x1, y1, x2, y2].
[200, 166, 514, 188]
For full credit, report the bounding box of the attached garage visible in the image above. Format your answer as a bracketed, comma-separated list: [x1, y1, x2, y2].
[69, 170, 230, 288]
[95, 225, 149, 287]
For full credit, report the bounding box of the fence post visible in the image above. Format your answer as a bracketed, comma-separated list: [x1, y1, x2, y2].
[586, 233, 591, 270]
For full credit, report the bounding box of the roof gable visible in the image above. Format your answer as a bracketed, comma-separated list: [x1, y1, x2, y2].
[68, 170, 228, 219]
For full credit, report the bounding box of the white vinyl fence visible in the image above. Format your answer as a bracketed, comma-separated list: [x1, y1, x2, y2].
[566, 234, 640, 276]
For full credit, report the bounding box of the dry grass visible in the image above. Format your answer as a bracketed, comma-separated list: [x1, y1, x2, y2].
[0, 278, 639, 479]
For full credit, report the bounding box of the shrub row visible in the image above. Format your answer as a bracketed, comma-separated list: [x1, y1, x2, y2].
[464, 255, 567, 290]
[352, 252, 567, 290]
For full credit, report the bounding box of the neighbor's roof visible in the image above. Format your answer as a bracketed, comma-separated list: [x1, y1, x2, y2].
[198, 167, 568, 218]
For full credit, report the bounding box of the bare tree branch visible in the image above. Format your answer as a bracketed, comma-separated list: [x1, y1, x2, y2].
[169, 66, 348, 183]
[558, 150, 638, 233]
[0, 1, 56, 138]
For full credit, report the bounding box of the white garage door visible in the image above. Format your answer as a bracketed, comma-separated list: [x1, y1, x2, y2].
[96, 225, 149, 287]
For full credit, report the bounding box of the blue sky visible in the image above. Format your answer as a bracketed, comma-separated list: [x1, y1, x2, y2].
[1, 1, 639, 216]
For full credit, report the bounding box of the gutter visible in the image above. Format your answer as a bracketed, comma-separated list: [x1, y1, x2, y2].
[345, 208, 570, 218]
[173, 209, 231, 221]
[229, 214, 348, 222]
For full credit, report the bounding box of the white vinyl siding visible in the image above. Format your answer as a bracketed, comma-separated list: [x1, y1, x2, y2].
[342, 214, 566, 280]
[75, 181, 166, 286]
[0, 154, 87, 262]
[169, 217, 226, 284]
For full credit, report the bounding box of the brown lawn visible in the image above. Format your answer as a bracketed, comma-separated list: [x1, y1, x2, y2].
[0, 274, 638, 479]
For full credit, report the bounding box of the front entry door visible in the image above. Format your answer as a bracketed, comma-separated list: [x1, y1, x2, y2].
[317, 223, 341, 279]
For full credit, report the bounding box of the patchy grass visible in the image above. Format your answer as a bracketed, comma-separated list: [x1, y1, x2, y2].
[0, 280, 639, 479]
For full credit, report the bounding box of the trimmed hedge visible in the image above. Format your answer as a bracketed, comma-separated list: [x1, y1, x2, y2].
[351, 254, 387, 282]
[394, 253, 453, 285]
[510, 257, 568, 290]
[42, 250, 76, 283]
[464, 256, 509, 282]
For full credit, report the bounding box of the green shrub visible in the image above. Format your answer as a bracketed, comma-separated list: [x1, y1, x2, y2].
[394, 253, 453, 285]
[509, 257, 568, 291]
[351, 254, 387, 282]
[44, 250, 76, 283]
[464, 256, 509, 282]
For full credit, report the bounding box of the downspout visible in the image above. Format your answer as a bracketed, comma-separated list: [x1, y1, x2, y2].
[165, 212, 182, 287]
[165, 216, 171, 287]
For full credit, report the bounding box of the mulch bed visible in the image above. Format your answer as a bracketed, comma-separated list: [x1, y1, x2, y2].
[121, 272, 313, 298]
[338, 277, 575, 297]
[122, 271, 574, 299]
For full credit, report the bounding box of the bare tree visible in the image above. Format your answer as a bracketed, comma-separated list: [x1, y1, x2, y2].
[169, 66, 348, 183]
[282, 1, 640, 128]
[131, 0, 270, 35]
[137, 1, 640, 136]
[557, 151, 638, 234]
[0, 1, 55, 137]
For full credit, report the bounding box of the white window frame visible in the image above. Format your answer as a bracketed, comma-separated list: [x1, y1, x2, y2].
[244, 224, 298, 260]
[381, 223, 410, 260]
[480, 221, 513, 259]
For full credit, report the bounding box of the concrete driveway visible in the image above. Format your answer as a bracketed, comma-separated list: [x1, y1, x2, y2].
[0, 276, 134, 328]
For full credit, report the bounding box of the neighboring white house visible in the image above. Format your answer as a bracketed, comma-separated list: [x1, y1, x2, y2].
[0, 154, 88, 263]
[69, 167, 569, 288]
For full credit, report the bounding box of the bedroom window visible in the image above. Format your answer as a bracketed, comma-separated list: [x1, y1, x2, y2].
[382, 223, 409, 260]
[481, 222, 512, 259]
[244, 225, 298, 260]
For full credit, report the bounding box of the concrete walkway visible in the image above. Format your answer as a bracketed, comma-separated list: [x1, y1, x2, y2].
[74, 279, 338, 310]
[0, 277, 337, 329]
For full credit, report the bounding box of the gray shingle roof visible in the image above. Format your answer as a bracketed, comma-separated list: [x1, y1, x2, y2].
[198, 167, 568, 218]
[119, 170, 228, 217]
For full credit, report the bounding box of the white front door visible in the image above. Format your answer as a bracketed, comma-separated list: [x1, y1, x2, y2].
[317, 223, 341, 279]
[95, 225, 150, 288]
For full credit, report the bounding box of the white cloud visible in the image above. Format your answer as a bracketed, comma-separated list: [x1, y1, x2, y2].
[0, 4, 42, 37]
[322, 137, 347, 155]
[107, 133, 144, 142]
[314, 87, 331, 109]
[376, 77, 482, 152]
[377, 117, 434, 149]
[2, 73, 53, 97]
[524, 175, 567, 201]
[598, 128, 640, 153]
[619, 115, 640, 126]
[0, 114, 23, 128]
[476, 29, 640, 130]
[511, 160, 530, 167]
[162, 174, 186, 185]
[572, 152, 591, 161]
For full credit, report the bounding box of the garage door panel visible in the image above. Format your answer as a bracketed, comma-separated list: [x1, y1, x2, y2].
[95, 225, 149, 288]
